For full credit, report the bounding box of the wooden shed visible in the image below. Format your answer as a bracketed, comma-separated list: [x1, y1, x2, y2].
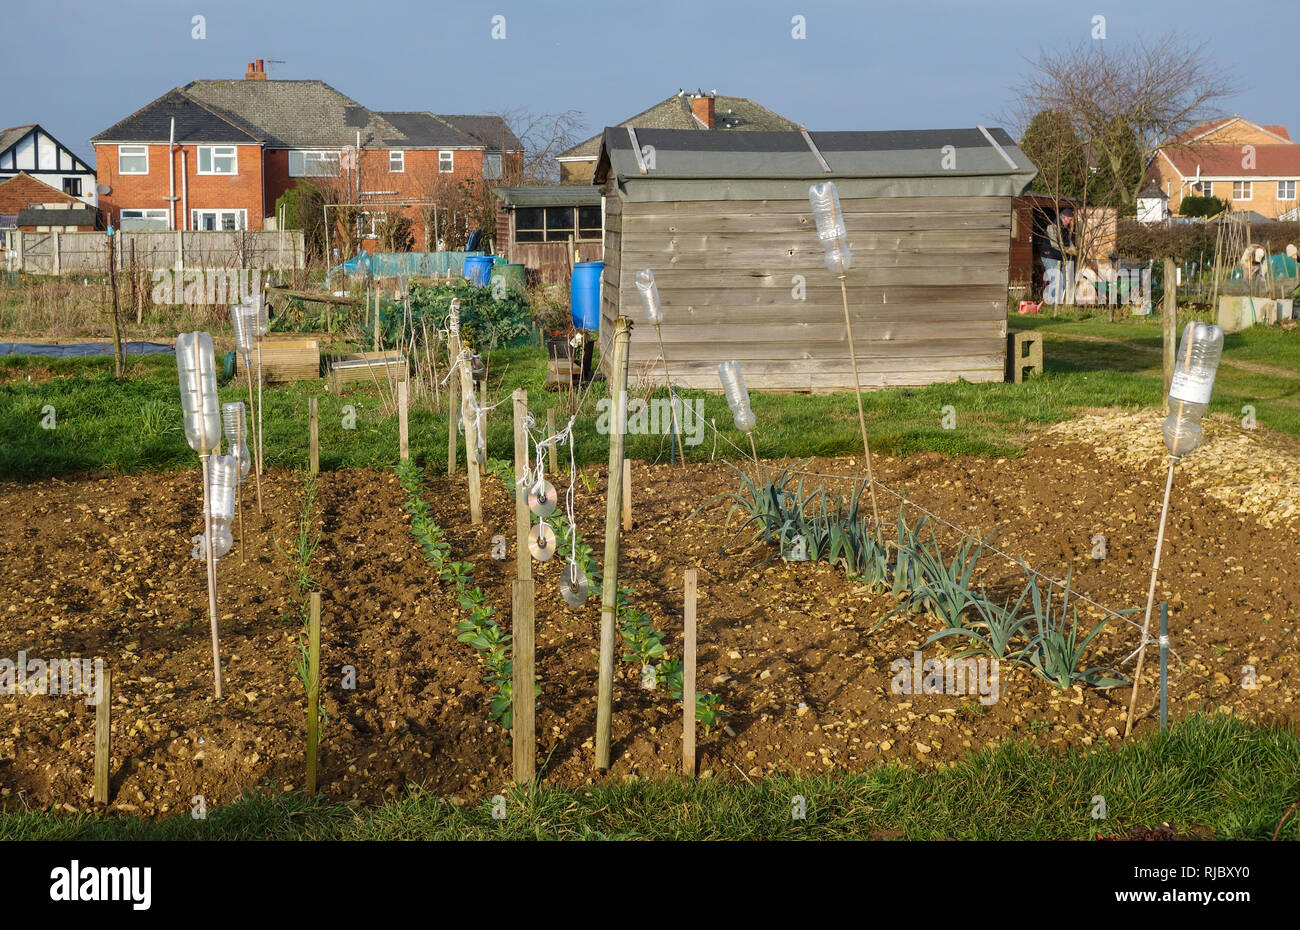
[593, 127, 1036, 390]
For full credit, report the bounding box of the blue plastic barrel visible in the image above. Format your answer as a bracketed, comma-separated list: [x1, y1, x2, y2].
[571, 261, 604, 331]
[463, 255, 493, 286]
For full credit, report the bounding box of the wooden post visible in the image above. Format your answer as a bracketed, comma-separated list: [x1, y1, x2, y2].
[511, 579, 535, 784]
[463, 355, 482, 525]
[447, 364, 458, 477]
[513, 389, 532, 581]
[546, 408, 558, 472]
[595, 316, 633, 771]
[94, 665, 111, 804]
[398, 378, 409, 461]
[683, 570, 697, 777]
[309, 397, 319, 475]
[1163, 257, 1178, 397]
[622, 458, 632, 530]
[306, 592, 321, 795]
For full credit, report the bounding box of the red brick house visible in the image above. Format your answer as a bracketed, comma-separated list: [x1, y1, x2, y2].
[0, 172, 95, 231]
[91, 61, 522, 243]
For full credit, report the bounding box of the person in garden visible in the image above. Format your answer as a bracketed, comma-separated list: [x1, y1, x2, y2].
[1042, 207, 1078, 304]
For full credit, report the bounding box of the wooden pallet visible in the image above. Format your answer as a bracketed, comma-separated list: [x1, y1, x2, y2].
[260, 337, 321, 383]
[330, 351, 408, 390]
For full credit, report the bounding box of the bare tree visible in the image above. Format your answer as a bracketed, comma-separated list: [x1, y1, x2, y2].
[1012, 34, 1237, 209]
[492, 106, 585, 185]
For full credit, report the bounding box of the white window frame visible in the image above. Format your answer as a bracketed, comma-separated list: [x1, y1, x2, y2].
[1232, 180, 1252, 200]
[118, 144, 148, 175]
[482, 153, 502, 180]
[389, 150, 404, 173]
[190, 208, 247, 231]
[289, 150, 341, 178]
[197, 145, 238, 175]
[360, 210, 387, 239]
[119, 208, 169, 230]
[438, 150, 454, 173]
[1278, 180, 1297, 201]
[1196, 179, 1213, 196]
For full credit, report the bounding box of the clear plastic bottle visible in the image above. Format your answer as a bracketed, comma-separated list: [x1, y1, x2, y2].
[243, 294, 268, 337]
[717, 361, 755, 432]
[809, 181, 853, 273]
[221, 402, 251, 478]
[635, 269, 663, 325]
[1162, 321, 1224, 457]
[209, 454, 239, 527]
[177, 332, 221, 453]
[230, 304, 253, 361]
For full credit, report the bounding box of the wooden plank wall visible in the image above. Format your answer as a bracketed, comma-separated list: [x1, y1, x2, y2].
[600, 194, 1012, 391]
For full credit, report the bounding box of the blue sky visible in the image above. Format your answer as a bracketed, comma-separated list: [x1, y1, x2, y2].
[7, 0, 1299, 165]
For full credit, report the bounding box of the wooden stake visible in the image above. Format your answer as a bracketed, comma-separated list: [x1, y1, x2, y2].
[622, 458, 632, 530]
[546, 408, 558, 472]
[1163, 257, 1177, 396]
[1125, 459, 1177, 738]
[838, 273, 883, 543]
[309, 397, 319, 476]
[398, 379, 409, 462]
[463, 356, 482, 525]
[200, 454, 223, 699]
[511, 578, 535, 785]
[243, 360, 263, 514]
[94, 665, 111, 804]
[595, 316, 633, 771]
[447, 363, 458, 477]
[513, 389, 532, 581]
[653, 323, 687, 465]
[306, 591, 321, 794]
[683, 570, 697, 777]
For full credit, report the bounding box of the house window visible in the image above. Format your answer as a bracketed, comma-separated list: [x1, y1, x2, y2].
[1279, 180, 1297, 200]
[198, 145, 237, 175]
[1197, 180, 1213, 196]
[360, 211, 386, 238]
[482, 153, 502, 180]
[62, 178, 82, 197]
[119, 208, 169, 231]
[289, 150, 341, 177]
[578, 205, 602, 240]
[1232, 181, 1252, 200]
[389, 151, 404, 173]
[191, 209, 246, 231]
[439, 151, 454, 173]
[515, 206, 580, 243]
[119, 145, 148, 174]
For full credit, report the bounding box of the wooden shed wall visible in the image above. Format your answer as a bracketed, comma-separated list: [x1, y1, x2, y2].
[600, 193, 1012, 391]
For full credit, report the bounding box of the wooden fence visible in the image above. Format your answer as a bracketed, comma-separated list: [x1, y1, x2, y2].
[1, 229, 304, 275]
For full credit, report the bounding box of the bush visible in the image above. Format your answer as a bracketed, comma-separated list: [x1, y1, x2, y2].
[408, 281, 531, 351]
[1179, 194, 1227, 218]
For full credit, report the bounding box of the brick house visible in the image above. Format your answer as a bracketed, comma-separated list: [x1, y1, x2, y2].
[0, 172, 96, 232]
[0, 124, 97, 208]
[91, 61, 522, 244]
[1147, 116, 1300, 219]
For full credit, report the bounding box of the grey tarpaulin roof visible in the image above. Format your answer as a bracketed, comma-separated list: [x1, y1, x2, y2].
[594, 127, 1038, 201]
[494, 185, 602, 207]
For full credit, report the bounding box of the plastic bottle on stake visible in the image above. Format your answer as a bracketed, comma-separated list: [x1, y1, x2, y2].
[207, 454, 239, 559]
[635, 269, 663, 325]
[1162, 322, 1224, 458]
[221, 402, 250, 478]
[717, 361, 755, 432]
[809, 181, 852, 273]
[230, 305, 253, 365]
[177, 332, 221, 454]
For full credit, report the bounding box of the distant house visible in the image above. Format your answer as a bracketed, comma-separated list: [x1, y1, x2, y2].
[0, 124, 97, 208]
[555, 89, 800, 184]
[91, 60, 522, 240]
[1147, 116, 1300, 219]
[0, 174, 92, 232]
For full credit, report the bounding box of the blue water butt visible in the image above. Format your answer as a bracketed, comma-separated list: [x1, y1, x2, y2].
[463, 255, 493, 286]
[571, 261, 604, 331]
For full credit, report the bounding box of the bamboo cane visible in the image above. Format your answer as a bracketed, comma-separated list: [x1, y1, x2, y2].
[200, 454, 223, 699]
[653, 323, 687, 464]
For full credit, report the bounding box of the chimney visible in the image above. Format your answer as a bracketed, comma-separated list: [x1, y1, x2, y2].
[690, 91, 715, 129]
[245, 60, 266, 80]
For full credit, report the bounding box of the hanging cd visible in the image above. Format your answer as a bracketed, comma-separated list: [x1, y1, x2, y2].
[560, 559, 589, 607]
[528, 521, 558, 562]
[527, 479, 558, 518]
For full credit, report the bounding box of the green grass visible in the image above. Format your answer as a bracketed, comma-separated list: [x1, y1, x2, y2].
[1, 715, 1295, 840]
[3, 312, 1297, 482]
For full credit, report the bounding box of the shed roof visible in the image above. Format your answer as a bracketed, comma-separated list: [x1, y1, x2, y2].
[494, 185, 602, 207]
[594, 127, 1037, 201]
[17, 207, 98, 227]
[0, 172, 83, 213]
